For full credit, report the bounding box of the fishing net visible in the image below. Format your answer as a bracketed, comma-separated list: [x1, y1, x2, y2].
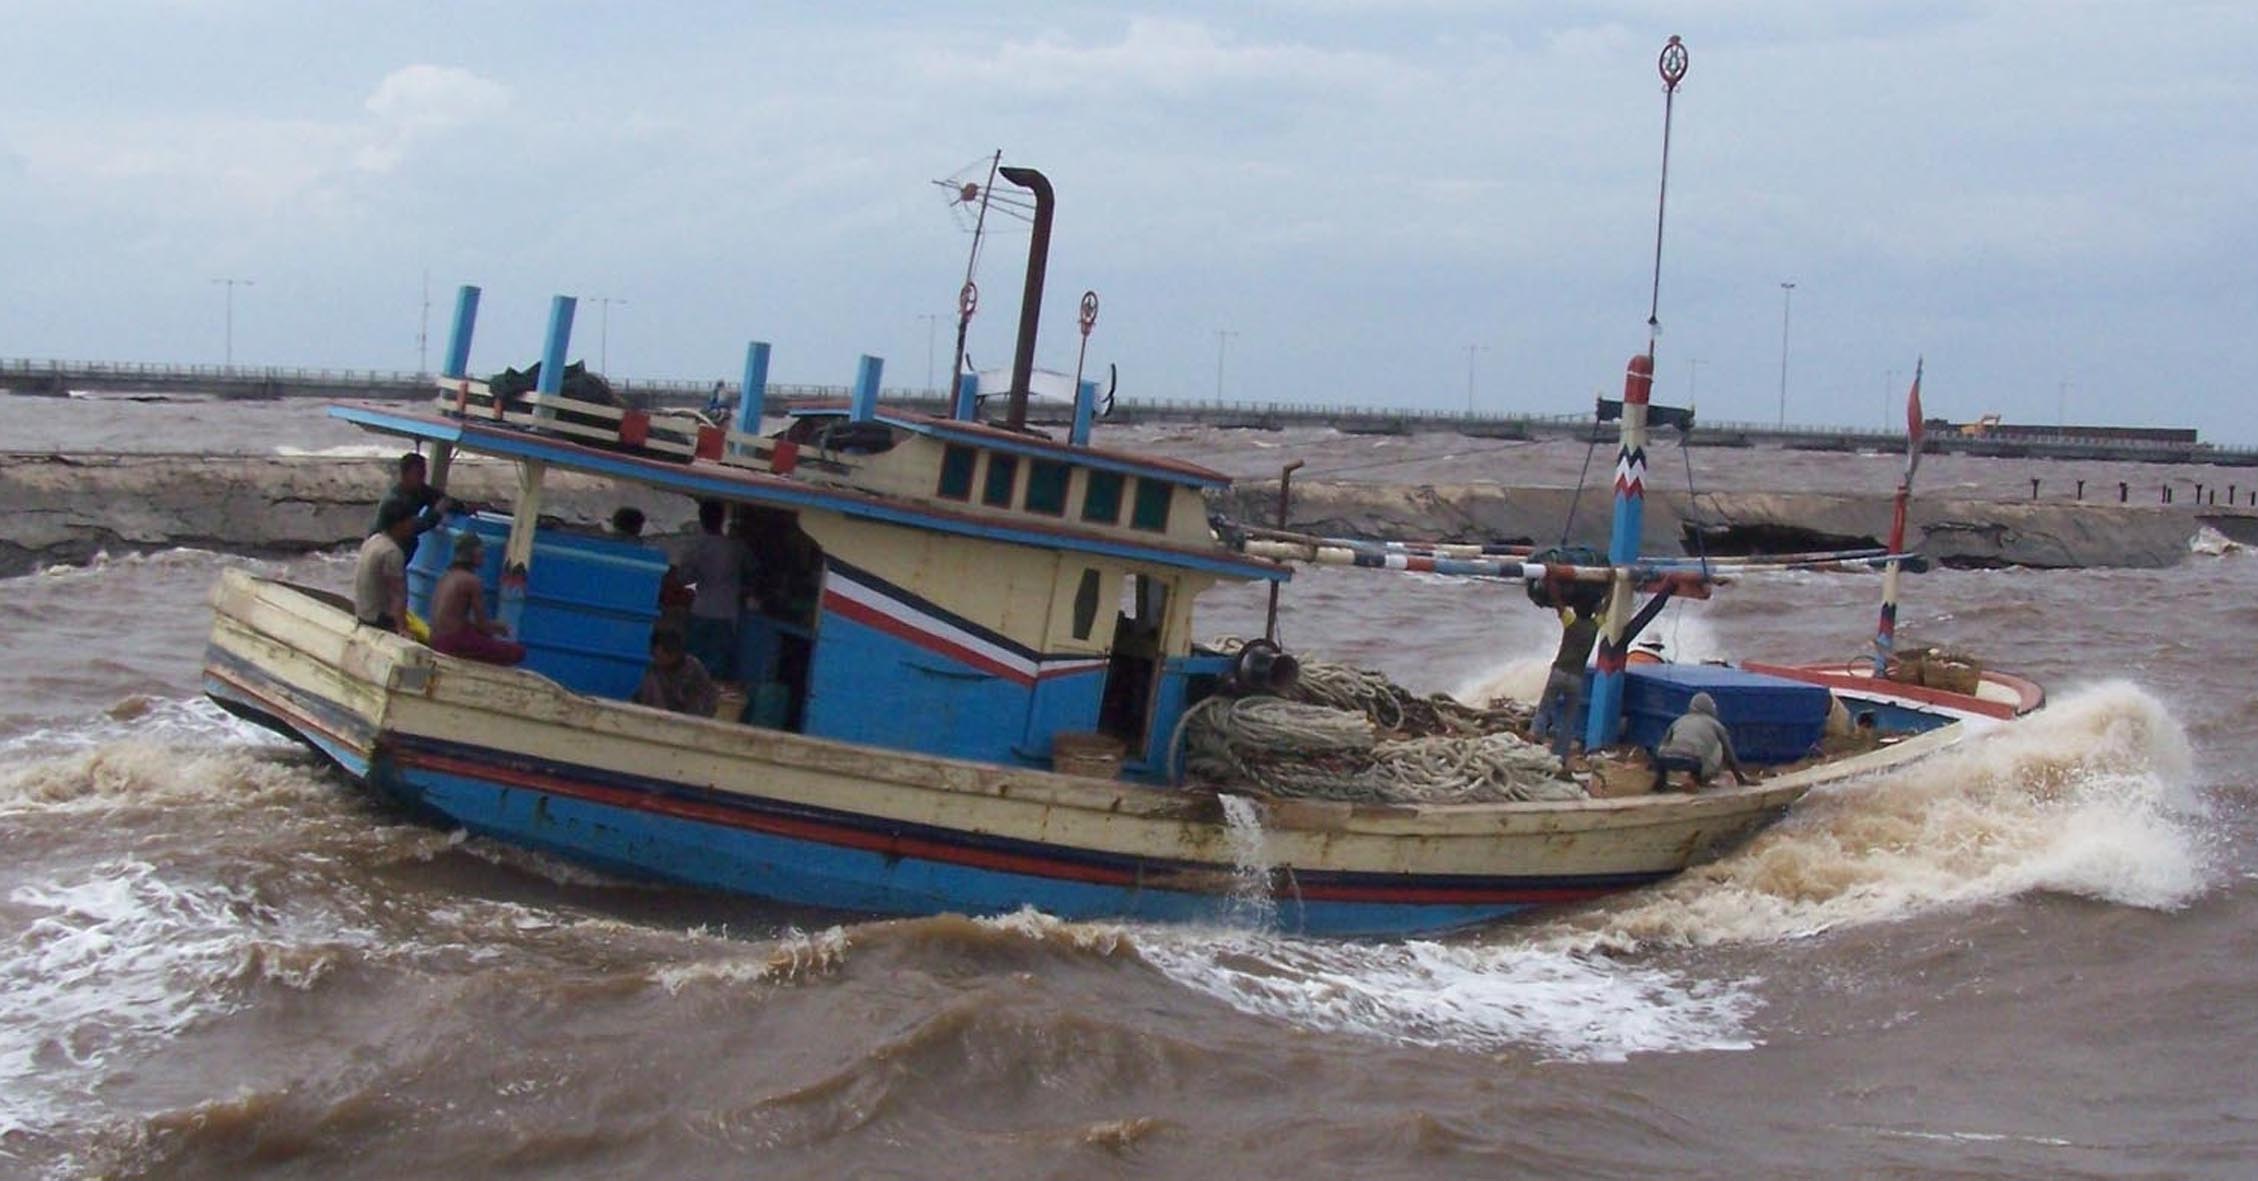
[1185, 642, 1583, 804]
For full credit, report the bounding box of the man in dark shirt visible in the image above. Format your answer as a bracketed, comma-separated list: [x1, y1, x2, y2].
[373, 451, 451, 563]
[1532, 602, 1599, 760]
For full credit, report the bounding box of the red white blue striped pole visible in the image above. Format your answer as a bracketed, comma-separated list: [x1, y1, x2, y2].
[1874, 359, 1925, 674]
[1584, 353, 1653, 752]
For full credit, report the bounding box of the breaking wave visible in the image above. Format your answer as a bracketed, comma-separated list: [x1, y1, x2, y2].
[1533, 681, 2211, 953]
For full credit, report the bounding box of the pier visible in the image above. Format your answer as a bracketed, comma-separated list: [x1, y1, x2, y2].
[3, 355, 2249, 467]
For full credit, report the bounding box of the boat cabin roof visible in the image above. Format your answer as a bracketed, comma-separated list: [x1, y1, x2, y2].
[330, 399, 1287, 583]
[787, 403, 1232, 489]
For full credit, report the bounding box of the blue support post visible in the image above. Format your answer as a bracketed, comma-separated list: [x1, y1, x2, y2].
[953, 372, 979, 421]
[534, 295, 577, 420]
[850, 354, 883, 422]
[430, 284, 482, 487]
[1071, 379, 1097, 445]
[442, 285, 481, 379]
[733, 341, 771, 458]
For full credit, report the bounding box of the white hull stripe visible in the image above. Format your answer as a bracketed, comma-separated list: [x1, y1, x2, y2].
[824, 570, 1107, 686]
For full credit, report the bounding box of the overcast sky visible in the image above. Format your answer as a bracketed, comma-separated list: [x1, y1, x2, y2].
[4, 2, 2254, 440]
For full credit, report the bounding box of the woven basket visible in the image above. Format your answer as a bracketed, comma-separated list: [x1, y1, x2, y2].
[1922, 656, 1981, 695]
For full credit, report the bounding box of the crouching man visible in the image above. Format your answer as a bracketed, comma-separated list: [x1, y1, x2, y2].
[1651, 692, 1748, 792]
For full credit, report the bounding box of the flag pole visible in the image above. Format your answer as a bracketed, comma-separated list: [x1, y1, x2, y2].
[1584, 36, 1688, 756]
[1874, 358, 1925, 675]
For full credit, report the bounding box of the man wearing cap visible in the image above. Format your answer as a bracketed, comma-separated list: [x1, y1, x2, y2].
[1651, 692, 1748, 792]
[372, 451, 453, 564]
[354, 501, 420, 633]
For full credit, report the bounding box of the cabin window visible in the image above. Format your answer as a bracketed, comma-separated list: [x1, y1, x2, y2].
[982, 453, 1019, 508]
[1072, 568, 1101, 639]
[1130, 477, 1172, 532]
[1025, 460, 1070, 516]
[936, 444, 977, 500]
[1082, 470, 1124, 524]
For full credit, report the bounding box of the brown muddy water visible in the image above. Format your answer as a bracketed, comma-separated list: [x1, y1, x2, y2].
[0, 402, 2250, 1179]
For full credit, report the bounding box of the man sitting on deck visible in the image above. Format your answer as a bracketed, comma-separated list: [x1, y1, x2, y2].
[428, 532, 527, 666]
[1651, 692, 1749, 792]
[634, 628, 718, 717]
[353, 501, 420, 634]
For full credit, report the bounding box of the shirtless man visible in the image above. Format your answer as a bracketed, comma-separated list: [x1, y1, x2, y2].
[428, 532, 526, 665]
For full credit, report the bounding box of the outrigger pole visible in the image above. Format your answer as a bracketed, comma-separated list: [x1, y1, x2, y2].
[1584, 35, 1689, 756]
[1874, 359, 1927, 673]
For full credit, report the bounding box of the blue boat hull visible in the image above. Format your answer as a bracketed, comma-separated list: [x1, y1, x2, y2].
[202, 646, 1685, 939]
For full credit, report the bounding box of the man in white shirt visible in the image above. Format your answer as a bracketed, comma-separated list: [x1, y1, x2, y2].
[353, 500, 419, 633]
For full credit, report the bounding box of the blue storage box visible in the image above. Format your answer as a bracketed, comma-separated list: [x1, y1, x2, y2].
[1616, 663, 1830, 765]
[406, 512, 666, 700]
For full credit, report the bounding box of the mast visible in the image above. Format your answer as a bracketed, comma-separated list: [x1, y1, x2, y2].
[1874, 359, 1926, 673]
[1584, 35, 1688, 755]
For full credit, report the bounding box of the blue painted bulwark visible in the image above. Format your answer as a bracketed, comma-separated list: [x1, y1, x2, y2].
[734, 341, 771, 454]
[443, 285, 482, 379]
[537, 296, 577, 398]
[1072, 378, 1097, 445]
[953, 372, 979, 421]
[850, 354, 883, 422]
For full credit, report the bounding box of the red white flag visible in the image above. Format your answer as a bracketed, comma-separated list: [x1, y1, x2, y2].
[1904, 358, 1925, 480]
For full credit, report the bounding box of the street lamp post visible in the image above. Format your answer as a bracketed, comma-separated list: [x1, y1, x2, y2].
[211, 278, 253, 367]
[2058, 380, 2071, 431]
[1464, 344, 1486, 415]
[917, 313, 940, 393]
[590, 296, 626, 373]
[1776, 281, 1796, 428]
[1214, 329, 1238, 403]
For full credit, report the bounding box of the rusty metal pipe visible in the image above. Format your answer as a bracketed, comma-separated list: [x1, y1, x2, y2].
[1264, 459, 1305, 642]
[997, 166, 1053, 431]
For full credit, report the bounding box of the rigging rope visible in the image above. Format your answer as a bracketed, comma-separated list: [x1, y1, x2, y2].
[1559, 425, 1604, 544]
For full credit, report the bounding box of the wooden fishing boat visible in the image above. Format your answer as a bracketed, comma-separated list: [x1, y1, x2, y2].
[200, 321, 2030, 936]
[201, 40, 2041, 936]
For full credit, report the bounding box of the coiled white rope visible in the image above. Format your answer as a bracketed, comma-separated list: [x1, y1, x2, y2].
[1183, 643, 1581, 804]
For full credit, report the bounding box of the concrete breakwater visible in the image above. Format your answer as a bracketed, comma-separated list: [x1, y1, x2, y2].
[1214, 480, 2248, 570]
[0, 454, 2246, 577]
[0, 454, 695, 576]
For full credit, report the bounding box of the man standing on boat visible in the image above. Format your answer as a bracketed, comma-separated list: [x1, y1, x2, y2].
[353, 500, 419, 634]
[678, 499, 756, 681]
[1532, 600, 1599, 761]
[372, 451, 451, 564]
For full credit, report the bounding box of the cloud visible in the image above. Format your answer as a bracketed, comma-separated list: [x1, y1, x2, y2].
[356, 65, 513, 173]
[924, 17, 1395, 97]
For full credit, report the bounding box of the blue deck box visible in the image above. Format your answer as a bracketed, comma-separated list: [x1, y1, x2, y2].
[407, 513, 665, 700]
[1614, 663, 1830, 765]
